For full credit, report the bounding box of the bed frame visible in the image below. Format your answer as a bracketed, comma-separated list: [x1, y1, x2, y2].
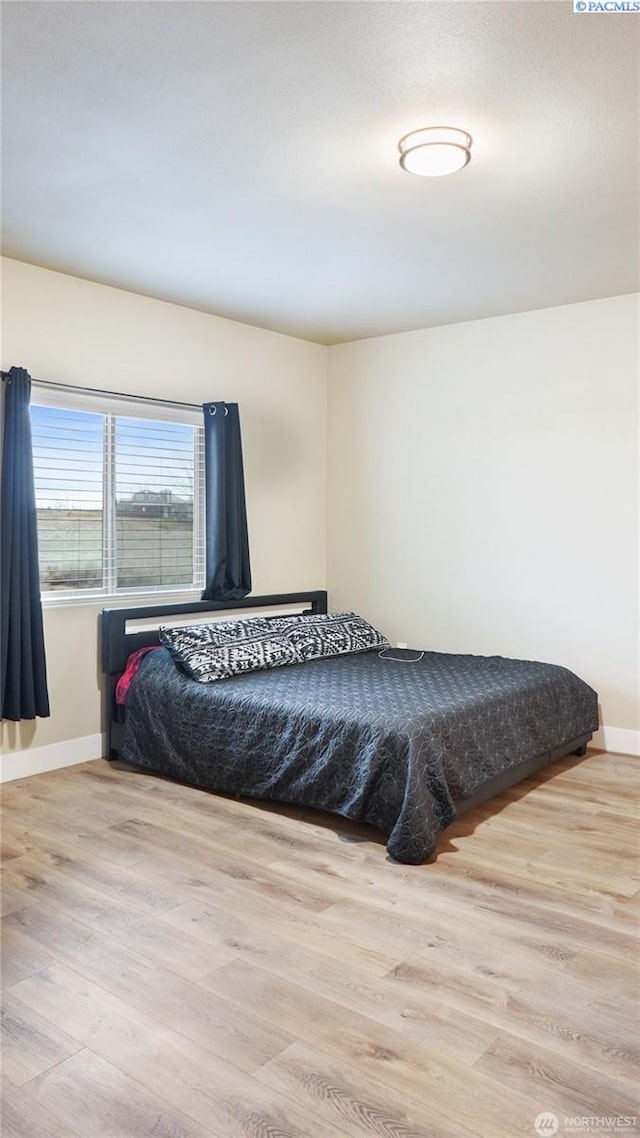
[100, 590, 591, 814]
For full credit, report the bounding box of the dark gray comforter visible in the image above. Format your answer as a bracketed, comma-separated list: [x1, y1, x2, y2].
[122, 647, 598, 863]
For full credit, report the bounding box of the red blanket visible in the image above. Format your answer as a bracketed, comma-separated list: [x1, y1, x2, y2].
[115, 646, 161, 705]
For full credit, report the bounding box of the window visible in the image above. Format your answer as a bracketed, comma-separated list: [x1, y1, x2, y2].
[31, 389, 205, 600]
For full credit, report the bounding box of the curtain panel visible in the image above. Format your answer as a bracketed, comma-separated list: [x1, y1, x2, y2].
[0, 366, 50, 720]
[201, 401, 252, 602]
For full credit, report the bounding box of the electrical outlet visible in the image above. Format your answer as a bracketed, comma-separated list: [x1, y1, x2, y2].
[396, 641, 407, 649]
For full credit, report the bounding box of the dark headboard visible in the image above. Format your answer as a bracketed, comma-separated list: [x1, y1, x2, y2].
[101, 590, 328, 759]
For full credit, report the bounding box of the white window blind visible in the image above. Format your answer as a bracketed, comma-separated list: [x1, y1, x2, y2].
[30, 389, 205, 601]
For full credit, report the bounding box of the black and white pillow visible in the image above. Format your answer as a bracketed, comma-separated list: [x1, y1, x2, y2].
[159, 616, 301, 683]
[276, 611, 389, 662]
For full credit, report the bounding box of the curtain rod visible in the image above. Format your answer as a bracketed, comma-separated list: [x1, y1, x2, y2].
[1, 372, 201, 413]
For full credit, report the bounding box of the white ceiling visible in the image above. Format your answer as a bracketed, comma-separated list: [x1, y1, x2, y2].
[2, 1, 638, 344]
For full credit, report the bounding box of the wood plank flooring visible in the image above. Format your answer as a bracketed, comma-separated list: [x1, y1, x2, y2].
[1, 748, 638, 1138]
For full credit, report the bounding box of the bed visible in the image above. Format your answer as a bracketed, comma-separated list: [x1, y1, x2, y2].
[101, 591, 598, 863]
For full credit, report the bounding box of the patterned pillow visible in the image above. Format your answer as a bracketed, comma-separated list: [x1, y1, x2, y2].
[276, 611, 389, 662]
[159, 617, 302, 683]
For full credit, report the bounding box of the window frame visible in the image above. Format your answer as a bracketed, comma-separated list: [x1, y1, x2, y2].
[31, 385, 206, 607]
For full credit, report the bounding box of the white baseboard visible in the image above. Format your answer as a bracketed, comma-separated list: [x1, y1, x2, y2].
[591, 726, 640, 757]
[0, 733, 105, 783]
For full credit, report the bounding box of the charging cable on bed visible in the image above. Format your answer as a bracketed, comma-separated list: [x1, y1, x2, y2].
[378, 648, 425, 663]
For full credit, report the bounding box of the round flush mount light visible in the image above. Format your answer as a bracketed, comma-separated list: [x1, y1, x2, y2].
[398, 126, 472, 177]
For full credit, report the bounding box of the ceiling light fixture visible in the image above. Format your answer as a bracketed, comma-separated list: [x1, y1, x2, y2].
[398, 126, 472, 177]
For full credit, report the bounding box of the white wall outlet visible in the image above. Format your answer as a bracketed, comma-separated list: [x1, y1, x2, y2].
[396, 641, 407, 649]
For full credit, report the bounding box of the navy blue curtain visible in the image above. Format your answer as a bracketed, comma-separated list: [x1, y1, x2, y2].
[201, 401, 251, 601]
[1, 367, 50, 720]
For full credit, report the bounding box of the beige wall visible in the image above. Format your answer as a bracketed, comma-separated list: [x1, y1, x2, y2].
[1, 257, 327, 755]
[327, 294, 639, 734]
[2, 261, 637, 758]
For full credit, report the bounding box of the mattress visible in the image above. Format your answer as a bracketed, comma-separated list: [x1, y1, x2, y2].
[122, 646, 598, 863]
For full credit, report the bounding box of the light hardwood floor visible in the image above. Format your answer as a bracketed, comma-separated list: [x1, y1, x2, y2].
[1, 749, 638, 1138]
